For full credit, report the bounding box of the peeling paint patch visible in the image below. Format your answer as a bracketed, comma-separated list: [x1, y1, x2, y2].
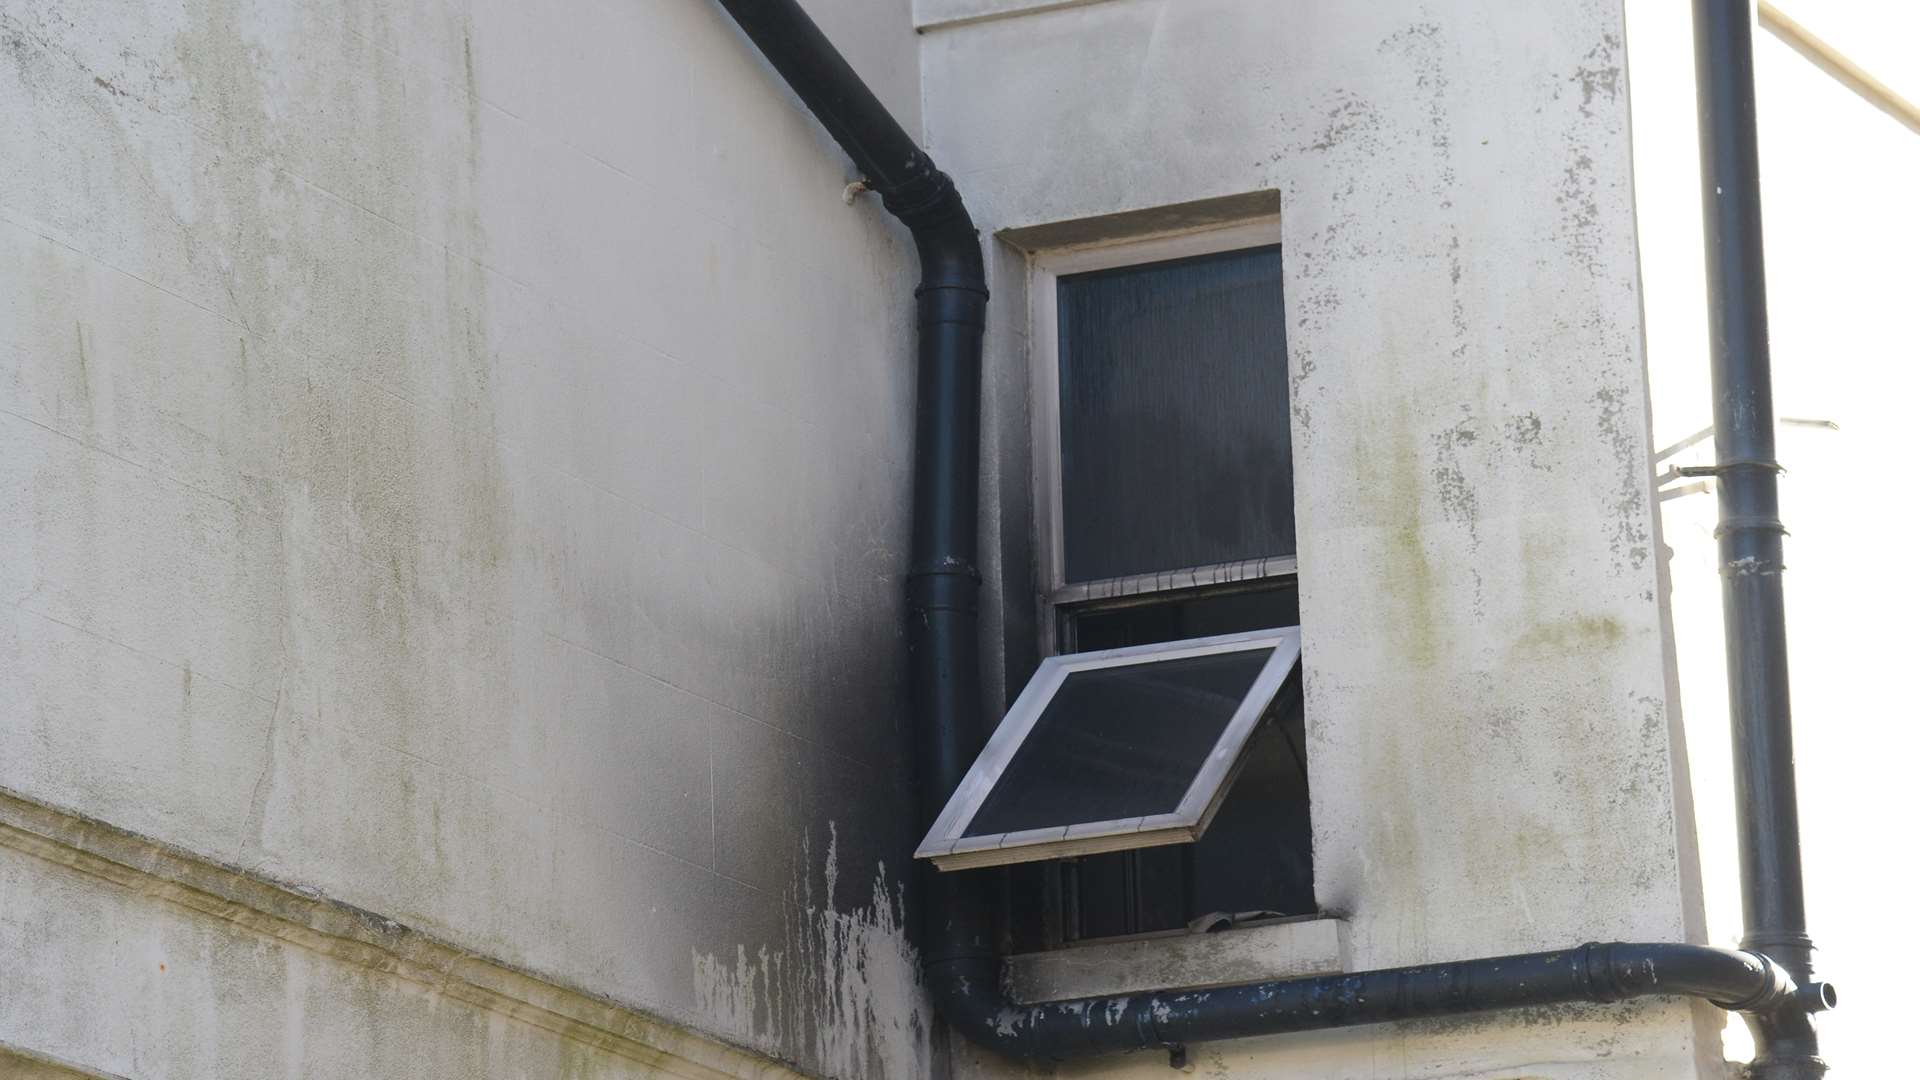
[1430, 418, 1481, 530]
[1305, 93, 1382, 154]
[1547, 34, 1628, 282]
[1571, 34, 1624, 117]
[691, 828, 929, 1080]
[1591, 386, 1652, 571]
[1382, 20, 1468, 362]
[1504, 411, 1550, 471]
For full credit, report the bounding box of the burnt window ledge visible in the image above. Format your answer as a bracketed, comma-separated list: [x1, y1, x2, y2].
[1002, 915, 1348, 1003]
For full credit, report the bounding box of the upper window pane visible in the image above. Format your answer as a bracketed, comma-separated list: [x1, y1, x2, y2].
[1057, 244, 1294, 582]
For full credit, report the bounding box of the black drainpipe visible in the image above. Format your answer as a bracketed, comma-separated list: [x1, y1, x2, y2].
[1690, 1, 1826, 1076]
[713, 0, 1832, 1068]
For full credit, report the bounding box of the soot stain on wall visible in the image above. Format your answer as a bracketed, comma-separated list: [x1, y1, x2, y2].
[692, 826, 929, 1080]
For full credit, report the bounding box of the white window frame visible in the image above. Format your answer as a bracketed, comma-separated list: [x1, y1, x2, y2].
[915, 627, 1302, 871]
[1027, 216, 1295, 648]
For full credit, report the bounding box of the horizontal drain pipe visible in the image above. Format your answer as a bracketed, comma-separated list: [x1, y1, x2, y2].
[929, 941, 1830, 1060]
[711, 0, 1836, 1067]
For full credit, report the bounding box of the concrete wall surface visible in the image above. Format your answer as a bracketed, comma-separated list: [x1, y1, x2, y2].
[926, 0, 1718, 1076]
[2, 0, 1735, 1076]
[0, 0, 933, 1077]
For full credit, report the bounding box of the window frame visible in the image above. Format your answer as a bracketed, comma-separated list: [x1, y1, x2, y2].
[1027, 217, 1296, 652]
[916, 627, 1303, 871]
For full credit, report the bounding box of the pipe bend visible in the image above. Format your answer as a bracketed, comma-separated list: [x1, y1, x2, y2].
[923, 956, 1070, 1061]
[911, 219, 988, 299]
[1585, 942, 1788, 1010]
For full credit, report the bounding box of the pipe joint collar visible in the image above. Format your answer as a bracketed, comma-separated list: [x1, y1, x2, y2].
[1712, 515, 1788, 540]
[1740, 930, 1816, 954]
[1577, 943, 1628, 1002]
[907, 557, 982, 583]
[877, 163, 968, 233]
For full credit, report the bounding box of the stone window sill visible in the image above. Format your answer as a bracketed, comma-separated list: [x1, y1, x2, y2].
[1003, 915, 1349, 1002]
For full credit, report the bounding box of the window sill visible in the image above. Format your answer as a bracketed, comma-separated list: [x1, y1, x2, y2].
[1003, 916, 1348, 1002]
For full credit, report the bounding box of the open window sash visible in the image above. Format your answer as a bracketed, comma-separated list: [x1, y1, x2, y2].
[915, 627, 1302, 871]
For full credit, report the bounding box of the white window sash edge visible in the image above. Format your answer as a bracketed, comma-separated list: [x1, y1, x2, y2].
[914, 627, 1303, 862]
[1165, 630, 1300, 827]
[916, 656, 1073, 858]
[1030, 217, 1286, 282]
[930, 826, 1199, 871]
[1050, 625, 1299, 670]
[1050, 554, 1300, 610]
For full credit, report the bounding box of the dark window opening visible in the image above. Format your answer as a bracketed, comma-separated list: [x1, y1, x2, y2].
[1060, 686, 1311, 942]
[1067, 579, 1300, 654]
[1003, 581, 1313, 949]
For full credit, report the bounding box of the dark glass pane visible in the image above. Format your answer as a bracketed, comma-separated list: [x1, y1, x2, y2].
[1073, 845, 1189, 940]
[1062, 677, 1312, 942]
[1069, 581, 1299, 653]
[1188, 677, 1314, 918]
[962, 648, 1275, 838]
[1033, 584, 1314, 945]
[1057, 245, 1293, 583]
[1070, 848, 1130, 939]
[1002, 860, 1056, 954]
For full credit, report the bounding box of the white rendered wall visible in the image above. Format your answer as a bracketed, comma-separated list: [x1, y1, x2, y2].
[922, 1, 1718, 1076]
[0, 0, 1761, 1076]
[1626, 1, 1920, 1074]
[0, 0, 934, 1077]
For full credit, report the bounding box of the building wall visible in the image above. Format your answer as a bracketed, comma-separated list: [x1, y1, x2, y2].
[1, 0, 1739, 1077]
[0, 0, 934, 1077]
[921, 1, 1718, 1076]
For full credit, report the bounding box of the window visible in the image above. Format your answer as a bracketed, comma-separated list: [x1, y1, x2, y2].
[1053, 243, 1296, 584]
[916, 629, 1302, 870]
[966, 220, 1310, 949]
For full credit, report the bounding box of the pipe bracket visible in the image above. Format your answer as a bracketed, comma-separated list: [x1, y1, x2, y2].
[1676, 458, 1784, 477]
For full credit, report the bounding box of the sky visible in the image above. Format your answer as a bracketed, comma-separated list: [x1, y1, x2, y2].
[1622, 1, 1919, 1072]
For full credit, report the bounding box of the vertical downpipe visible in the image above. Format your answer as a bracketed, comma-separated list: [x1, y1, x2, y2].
[1690, 2, 1825, 1076]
